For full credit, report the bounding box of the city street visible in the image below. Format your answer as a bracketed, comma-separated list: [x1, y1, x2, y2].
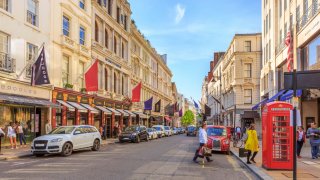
[0, 135, 255, 180]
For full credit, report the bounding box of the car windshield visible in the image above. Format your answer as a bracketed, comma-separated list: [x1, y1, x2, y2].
[153, 127, 161, 131]
[147, 128, 153, 132]
[207, 127, 226, 136]
[125, 126, 139, 132]
[49, 127, 75, 134]
[164, 127, 170, 130]
[188, 126, 195, 131]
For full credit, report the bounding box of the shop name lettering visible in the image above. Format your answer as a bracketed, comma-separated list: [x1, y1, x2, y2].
[1, 85, 37, 95]
[271, 108, 291, 111]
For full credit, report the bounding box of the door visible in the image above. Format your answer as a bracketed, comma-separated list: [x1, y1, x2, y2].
[85, 126, 95, 147]
[72, 127, 85, 149]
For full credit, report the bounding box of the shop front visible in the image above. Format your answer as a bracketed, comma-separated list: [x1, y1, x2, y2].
[0, 80, 56, 145]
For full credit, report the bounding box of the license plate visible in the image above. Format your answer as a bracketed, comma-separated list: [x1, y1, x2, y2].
[35, 144, 45, 147]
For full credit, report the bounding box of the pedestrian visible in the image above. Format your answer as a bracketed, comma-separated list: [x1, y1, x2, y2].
[296, 126, 306, 158]
[193, 122, 213, 163]
[235, 126, 241, 140]
[306, 122, 320, 159]
[16, 122, 27, 148]
[7, 122, 17, 149]
[245, 123, 259, 164]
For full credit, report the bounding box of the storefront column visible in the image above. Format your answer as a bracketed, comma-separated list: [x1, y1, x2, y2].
[51, 97, 57, 129]
[62, 107, 67, 126]
[120, 114, 123, 130]
[75, 110, 80, 125]
[88, 111, 92, 125]
[128, 115, 132, 126]
[111, 112, 115, 137]
[102, 113, 106, 125]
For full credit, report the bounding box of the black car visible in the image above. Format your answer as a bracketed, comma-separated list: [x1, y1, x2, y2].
[118, 125, 149, 143]
[186, 126, 197, 136]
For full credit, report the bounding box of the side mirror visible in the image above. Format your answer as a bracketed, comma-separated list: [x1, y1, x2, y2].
[74, 130, 81, 135]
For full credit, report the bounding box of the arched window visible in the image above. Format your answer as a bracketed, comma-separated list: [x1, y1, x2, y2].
[122, 76, 124, 95]
[114, 72, 117, 93]
[105, 68, 108, 91]
[95, 21, 99, 42]
[105, 29, 108, 48]
[121, 42, 125, 59]
[113, 37, 117, 54]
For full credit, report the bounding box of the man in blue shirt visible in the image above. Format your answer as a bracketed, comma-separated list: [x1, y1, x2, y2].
[307, 122, 320, 159]
[193, 122, 212, 163]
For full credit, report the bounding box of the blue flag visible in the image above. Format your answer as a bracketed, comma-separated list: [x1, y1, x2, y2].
[144, 97, 153, 110]
[193, 100, 199, 109]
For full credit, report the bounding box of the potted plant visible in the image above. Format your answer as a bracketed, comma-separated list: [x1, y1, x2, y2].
[80, 88, 87, 94]
[64, 83, 74, 90]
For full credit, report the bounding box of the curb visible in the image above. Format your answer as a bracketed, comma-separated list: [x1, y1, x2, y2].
[230, 150, 273, 180]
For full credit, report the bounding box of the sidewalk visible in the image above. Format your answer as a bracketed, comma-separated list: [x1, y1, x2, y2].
[0, 138, 118, 161]
[231, 141, 320, 180]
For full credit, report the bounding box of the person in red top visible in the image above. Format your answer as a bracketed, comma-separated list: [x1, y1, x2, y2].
[297, 126, 306, 158]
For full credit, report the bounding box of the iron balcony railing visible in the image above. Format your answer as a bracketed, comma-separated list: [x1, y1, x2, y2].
[0, 52, 15, 73]
[297, 2, 320, 32]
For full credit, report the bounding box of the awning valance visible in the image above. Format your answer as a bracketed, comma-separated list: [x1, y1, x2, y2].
[116, 109, 129, 117]
[95, 106, 112, 115]
[124, 110, 135, 116]
[251, 98, 268, 110]
[0, 93, 60, 108]
[81, 103, 99, 114]
[133, 111, 147, 118]
[106, 107, 121, 116]
[57, 100, 75, 111]
[267, 90, 286, 103]
[280, 90, 302, 101]
[67, 101, 87, 113]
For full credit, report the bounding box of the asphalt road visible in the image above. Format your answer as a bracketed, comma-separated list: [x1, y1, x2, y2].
[0, 135, 256, 180]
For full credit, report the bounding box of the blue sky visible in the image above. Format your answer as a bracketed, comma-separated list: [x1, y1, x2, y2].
[129, 0, 261, 102]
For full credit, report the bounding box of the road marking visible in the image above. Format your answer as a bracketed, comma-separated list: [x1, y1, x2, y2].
[11, 160, 39, 166]
[302, 161, 317, 165]
[227, 155, 253, 180]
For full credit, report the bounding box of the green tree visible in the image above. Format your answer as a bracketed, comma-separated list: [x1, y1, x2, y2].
[181, 110, 195, 126]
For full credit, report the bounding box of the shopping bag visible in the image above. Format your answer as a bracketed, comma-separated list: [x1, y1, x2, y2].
[239, 147, 248, 157]
[203, 147, 212, 157]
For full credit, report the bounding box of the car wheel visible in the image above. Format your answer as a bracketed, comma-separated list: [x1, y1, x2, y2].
[92, 139, 100, 151]
[135, 136, 140, 143]
[34, 154, 44, 157]
[61, 142, 73, 157]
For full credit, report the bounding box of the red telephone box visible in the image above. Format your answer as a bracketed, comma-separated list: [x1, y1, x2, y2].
[262, 102, 293, 170]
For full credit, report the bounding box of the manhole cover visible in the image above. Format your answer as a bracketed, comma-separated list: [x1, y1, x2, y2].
[282, 173, 318, 178]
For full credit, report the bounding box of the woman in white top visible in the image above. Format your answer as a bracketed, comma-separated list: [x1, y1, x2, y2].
[7, 122, 17, 149]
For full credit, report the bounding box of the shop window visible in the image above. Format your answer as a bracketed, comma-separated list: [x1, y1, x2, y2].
[80, 112, 88, 125]
[55, 108, 62, 127]
[94, 113, 101, 130]
[67, 111, 75, 126]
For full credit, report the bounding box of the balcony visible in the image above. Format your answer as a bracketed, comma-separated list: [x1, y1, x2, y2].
[61, 35, 75, 49]
[297, 3, 320, 32]
[0, 52, 15, 73]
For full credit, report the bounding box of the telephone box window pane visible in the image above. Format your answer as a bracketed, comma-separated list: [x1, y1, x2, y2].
[272, 116, 290, 162]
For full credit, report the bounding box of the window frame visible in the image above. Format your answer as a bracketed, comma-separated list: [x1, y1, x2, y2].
[27, 0, 38, 27]
[245, 41, 251, 52]
[0, 0, 10, 12]
[79, 0, 85, 10]
[79, 26, 86, 45]
[26, 43, 38, 78]
[244, 63, 252, 78]
[63, 15, 70, 37]
[62, 55, 70, 86]
[244, 89, 252, 104]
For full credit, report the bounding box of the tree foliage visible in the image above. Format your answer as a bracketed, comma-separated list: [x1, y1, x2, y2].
[181, 110, 195, 126]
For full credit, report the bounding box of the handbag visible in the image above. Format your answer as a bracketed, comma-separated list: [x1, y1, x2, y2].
[202, 147, 212, 157]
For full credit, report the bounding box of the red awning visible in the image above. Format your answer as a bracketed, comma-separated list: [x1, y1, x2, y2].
[164, 116, 171, 121]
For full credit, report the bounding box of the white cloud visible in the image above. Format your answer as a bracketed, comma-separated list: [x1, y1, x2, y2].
[175, 4, 185, 24]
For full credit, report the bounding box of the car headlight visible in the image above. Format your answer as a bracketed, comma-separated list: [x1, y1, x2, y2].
[50, 138, 63, 143]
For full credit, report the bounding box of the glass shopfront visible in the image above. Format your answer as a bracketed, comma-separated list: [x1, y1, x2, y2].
[94, 113, 101, 130]
[67, 111, 75, 126]
[80, 112, 88, 125]
[55, 108, 62, 127]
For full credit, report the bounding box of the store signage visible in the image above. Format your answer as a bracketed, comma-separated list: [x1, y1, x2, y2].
[56, 93, 63, 100]
[0, 81, 50, 99]
[94, 100, 104, 106]
[105, 102, 113, 108]
[81, 97, 89, 104]
[123, 105, 129, 110]
[68, 95, 77, 102]
[284, 70, 320, 89]
[115, 104, 122, 109]
[271, 108, 291, 111]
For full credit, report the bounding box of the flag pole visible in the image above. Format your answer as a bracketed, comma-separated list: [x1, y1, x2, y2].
[17, 42, 45, 79]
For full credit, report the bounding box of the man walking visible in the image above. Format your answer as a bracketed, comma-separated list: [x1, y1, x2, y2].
[193, 122, 212, 163]
[307, 122, 320, 159]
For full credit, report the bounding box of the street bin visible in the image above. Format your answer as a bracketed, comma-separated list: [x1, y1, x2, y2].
[262, 101, 293, 170]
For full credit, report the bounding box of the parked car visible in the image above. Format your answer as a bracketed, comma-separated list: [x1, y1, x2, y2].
[206, 125, 231, 155]
[119, 125, 149, 143]
[31, 125, 101, 157]
[147, 128, 158, 140]
[164, 126, 173, 136]
[172, 127, 179, 135]
[152, 125, 165, 138]
[186, 126, 197, 136]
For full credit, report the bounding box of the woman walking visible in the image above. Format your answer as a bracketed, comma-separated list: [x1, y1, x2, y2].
[296, 126, 306, 158]
[7, 122, 17, 149]
[17, 122, 27, 147]
[245, 124, 259, 164]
